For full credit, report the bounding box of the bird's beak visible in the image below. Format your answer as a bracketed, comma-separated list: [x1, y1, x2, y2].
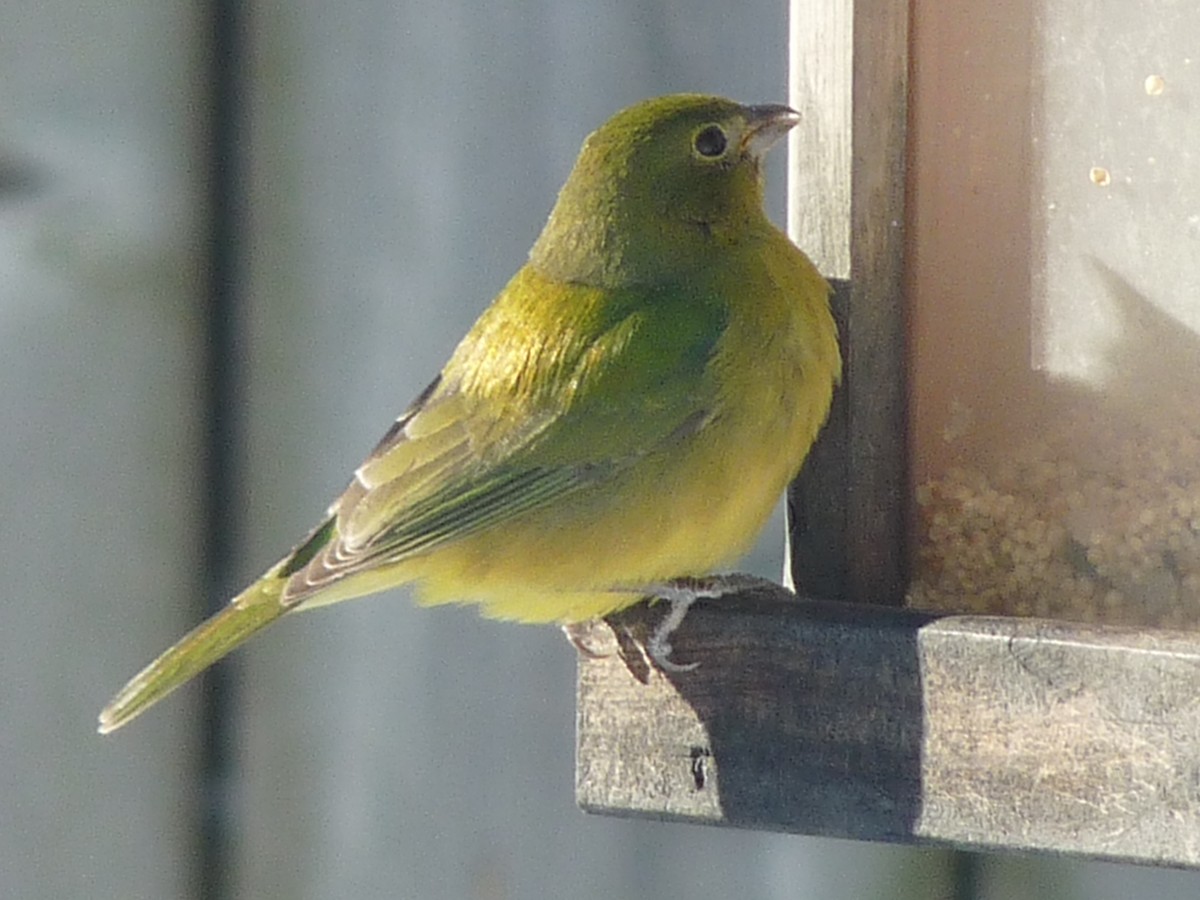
[740, 104, 801, 157]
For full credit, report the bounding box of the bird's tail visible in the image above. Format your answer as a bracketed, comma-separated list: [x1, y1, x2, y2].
[98, 572, 289, 735]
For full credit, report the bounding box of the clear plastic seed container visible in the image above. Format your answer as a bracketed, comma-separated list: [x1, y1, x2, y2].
[905, 1, 1200, 627]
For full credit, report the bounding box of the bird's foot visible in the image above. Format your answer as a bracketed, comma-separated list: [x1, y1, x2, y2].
[647, 591, 701, 673]
[640, 575, 750, 673]
[569, 575, 777, 678]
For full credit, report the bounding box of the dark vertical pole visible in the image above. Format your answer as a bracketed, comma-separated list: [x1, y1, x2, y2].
[786, 279, 851, 601]
[200, 0, 245, 898]
[786, 0, 910, 606]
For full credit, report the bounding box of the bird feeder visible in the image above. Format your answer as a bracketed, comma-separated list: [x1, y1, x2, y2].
[576, 0, 1200, 868]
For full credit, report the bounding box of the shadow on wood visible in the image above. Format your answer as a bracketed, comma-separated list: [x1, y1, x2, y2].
[575, 578, 1200, 869]
[577, 580, 930, 841]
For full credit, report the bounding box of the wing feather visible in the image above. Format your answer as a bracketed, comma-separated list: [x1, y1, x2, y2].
[281, 268, 727, 605]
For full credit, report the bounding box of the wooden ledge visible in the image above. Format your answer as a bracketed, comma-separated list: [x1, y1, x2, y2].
[574, 579, 1200, 868]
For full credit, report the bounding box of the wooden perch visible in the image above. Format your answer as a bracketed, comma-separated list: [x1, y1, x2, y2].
[575, 578, 1200, 868]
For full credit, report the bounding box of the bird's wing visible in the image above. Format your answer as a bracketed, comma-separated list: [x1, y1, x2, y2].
[280, 272, 728, 603]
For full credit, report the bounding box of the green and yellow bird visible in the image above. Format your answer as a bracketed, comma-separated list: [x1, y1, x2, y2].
[98, 94, 840, 734]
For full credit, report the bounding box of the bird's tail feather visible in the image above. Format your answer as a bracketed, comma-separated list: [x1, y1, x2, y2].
[98, 573, 288, 735]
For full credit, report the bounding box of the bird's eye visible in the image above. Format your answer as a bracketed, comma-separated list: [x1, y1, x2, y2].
[693, 124, 728, 158]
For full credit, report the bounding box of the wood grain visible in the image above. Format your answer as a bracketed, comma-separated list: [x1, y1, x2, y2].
[786, 0, 910, 606]
[576, 579, 1200, 868]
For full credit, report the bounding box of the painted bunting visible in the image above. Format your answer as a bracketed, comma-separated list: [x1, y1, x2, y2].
[99, 94, 840, 734]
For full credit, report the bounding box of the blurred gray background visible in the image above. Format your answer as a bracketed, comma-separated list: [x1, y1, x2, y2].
[2, 1, 1198, 898]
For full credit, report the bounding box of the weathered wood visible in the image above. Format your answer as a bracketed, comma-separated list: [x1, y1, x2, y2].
[786, 278, 850, 601]
[786, 0, 910, 605]
[576, 579, 1200, 869]
[788, 0, 852, 277]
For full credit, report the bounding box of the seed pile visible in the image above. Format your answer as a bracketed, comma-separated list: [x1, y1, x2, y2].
[909, 399, 1200, 629]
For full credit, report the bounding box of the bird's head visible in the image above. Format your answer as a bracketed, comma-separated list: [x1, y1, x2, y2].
[530, 94, 800, 288]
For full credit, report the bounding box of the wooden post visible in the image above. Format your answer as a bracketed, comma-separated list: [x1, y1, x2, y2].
[786, 0, 909, 605]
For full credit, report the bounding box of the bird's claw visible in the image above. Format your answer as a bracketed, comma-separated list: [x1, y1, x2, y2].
[646, 590, 702, 673]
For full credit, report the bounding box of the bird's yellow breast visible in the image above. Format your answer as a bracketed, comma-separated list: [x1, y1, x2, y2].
[402, 228, 839, 623]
